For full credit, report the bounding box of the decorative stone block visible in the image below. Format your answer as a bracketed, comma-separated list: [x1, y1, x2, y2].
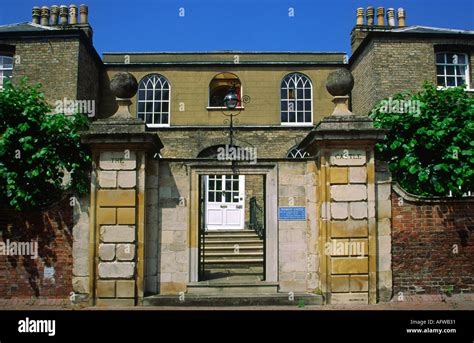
[98, 262, 135, 279]
[97, 280, 115, 298]
[330, 167, 348, 184]
[331, 275, 350, 292]
[330, 149, 366, 166]
[118, 171, 136, 188]
[349, 167, 367, 183]
[350, 202, 368, 219]
[331, 202, 348, 220]
[331, 257, 368, 274]
[98, 171, 117, 188]
[100, 225, 135, 243]
[350, 275, 369, 292]
[116, 244, 135, 261]
[100, 151, 136, 170]
[331, 185, 367, 201]
[97, 190, 135, 207]
[99, 244, 115, 261]
[117, 207, 136, 225]
[331, 220, 368, 238]
[116, 280, 135, 298]
[97, 208, 116, 225]
[72, 276, 89, 294]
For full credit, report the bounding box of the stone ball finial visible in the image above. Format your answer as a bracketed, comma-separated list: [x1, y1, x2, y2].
[110, 72, 138, 99]
[326, 68, 354, 97]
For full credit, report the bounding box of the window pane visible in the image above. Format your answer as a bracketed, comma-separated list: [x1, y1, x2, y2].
[138, 102, 145, 112]
[457, 54, 466, 64]
[437, 77, 445, 86]
[297, 101, 303, 110]
[225, 192, 231, 203]
[162, 89, 169, 99]
[281, 112, 288, 122]
[456, 66, 466, 75]
[146, 89, 154, 99]
[305, 101, 311, 111]
[457, 77, 465, 86]
[297, 112, 304, 122]
[445, 66, 455, 75]
[304, 88, 311, 99]
[137, 112, 144, 121]
[162, 102, 169, 113]
[297, 89, 303, 99]
[225, 180, 231, 191]
[145, 102, 153, 112]
[447, 54, 455, 63]
[232, 192, 239, 203]
[161, 113, 169, 124]
[216, 192, 222, 202]
[289, 111, 295, 122]
[281, 101, 287, 111]
[304, 111, 311, 123]
[436, 65, 445, 75]
[233, 181, 239, 191]
[209, 180, 215, 190]
[447, 77, 455, 86]
[209, 192, 214, 202]
[436, 53, 445, 63]
[146, 113, 152, 124]
[216, 180, 222, 190]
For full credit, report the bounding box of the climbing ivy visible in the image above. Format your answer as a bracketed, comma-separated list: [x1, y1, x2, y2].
[370, 83, 474, 197]
[0, 79, 91, 210]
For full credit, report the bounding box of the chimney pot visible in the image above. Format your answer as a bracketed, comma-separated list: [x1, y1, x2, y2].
[32, 6, 41, 24]
[69, 4, 78, 24]
[80, 4, 89, 24]
[59, 5, 69, 25]
[50, 5, 59, 25]
[356, 7, 364, 26]
[386, 8, 396, 27]
[397, 8, 406, 27]
[40, 6, 50, 26]
[366, 7, 374, 26]
[376, 7, 385, 26]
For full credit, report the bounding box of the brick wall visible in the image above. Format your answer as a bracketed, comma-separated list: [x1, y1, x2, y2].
[351, 35, 474, 115]
[0, 197, 73, 298]
[392, 186, 474, 295]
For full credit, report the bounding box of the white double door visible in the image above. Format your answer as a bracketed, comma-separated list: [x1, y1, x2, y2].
[204, 174, 245, 230]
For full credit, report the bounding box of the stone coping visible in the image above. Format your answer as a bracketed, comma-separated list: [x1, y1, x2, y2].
[393, 183, 474, 203]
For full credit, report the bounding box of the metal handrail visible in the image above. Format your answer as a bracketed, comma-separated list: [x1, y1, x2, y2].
[249, 196, 264, 238]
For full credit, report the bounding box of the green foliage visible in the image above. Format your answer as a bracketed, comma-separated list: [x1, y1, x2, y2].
[370, 83, 474, 197]
[0, 79, 91, 210]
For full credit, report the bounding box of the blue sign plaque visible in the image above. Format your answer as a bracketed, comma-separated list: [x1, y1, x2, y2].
[278, 207, 306, 221]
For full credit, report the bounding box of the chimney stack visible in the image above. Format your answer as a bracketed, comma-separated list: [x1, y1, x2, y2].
[32, 6, 41, 24]
[59, 5, 69, 25]
[50, 5, 59, 25]
[376, 7, 385, 26]
[80, 4, 89, 24]
[397, 8, 406, 27]
[40, 6, 50, 26]
[356, 7, 364, 26]
[69, 4, 78, 24]
[386, 8, 396, 26]
[366, 6, 374, 26]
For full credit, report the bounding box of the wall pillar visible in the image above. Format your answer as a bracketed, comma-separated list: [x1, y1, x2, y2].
[299, 69, 386, 304]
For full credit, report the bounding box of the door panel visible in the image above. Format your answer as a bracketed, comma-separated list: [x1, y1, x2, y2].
[205, 174, 245, 230]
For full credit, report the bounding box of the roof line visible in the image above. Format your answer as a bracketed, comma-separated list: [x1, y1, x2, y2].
[102, 51, 347, 55]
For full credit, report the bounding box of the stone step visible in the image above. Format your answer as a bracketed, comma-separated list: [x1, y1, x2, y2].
[203, 246, 263, 254]
[201, 258, 263, 264]
[202, 239, 262, 245]
[186, 281, 278, 295]
[203, 252, 263, 257]
[143, 293, 324, 306]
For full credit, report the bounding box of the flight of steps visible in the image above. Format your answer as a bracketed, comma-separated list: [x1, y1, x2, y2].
[201, 230, 263, 266]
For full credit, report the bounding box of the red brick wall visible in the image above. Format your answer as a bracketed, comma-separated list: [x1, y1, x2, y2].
[0, 197, 73, 298]
[392, 189, 474, 295]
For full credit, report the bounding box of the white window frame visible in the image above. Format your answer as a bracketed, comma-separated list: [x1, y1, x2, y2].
[0, 55, 13, 90]
[435, 52, 471, 89]
[286, 145, 310, 158]
[137, 74, 170, 127]
[280, 72, 313, 126]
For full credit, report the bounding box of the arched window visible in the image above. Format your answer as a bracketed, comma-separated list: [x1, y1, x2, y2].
[0, 55, 13, 90]
[137, 74, 170, 126]
[209, 72, 242, 108]
[280, 73, 312, 125]
[436, 52, 469, 87]
[286, 145, 310, 158]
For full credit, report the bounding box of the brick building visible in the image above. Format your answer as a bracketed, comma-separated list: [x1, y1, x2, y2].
[0, 5, 472, 306]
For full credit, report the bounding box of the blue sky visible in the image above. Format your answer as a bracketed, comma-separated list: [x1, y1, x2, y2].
[1, 0, 473, 56]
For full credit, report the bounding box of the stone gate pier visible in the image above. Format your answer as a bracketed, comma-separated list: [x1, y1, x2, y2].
[81, 73, 162, 306]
